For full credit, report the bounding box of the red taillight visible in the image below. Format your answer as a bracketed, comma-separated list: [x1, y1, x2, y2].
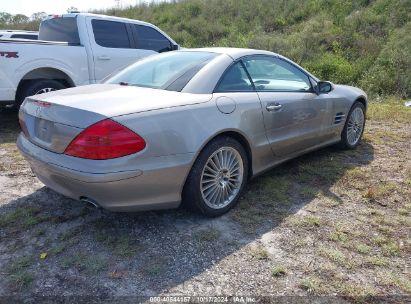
[34, 101, 51, 108]
[19, 117, 29, 137]
[64, 119, 146, 160]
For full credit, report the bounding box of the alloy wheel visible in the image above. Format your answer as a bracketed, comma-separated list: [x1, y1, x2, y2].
[346, 107, 364, 146]
[200, 147, 244, 209]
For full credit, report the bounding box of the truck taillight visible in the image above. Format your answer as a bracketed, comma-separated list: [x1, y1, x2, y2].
[64, 119, 145, 160]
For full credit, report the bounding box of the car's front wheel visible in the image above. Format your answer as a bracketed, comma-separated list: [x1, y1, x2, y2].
[183, 136, 248, 217]
[339, 101, 366, 149]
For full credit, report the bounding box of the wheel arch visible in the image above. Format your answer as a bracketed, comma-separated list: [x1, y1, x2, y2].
[16, 67, 75, 102]
[355, 96, 367, 111]
[181, 129, 254, 197]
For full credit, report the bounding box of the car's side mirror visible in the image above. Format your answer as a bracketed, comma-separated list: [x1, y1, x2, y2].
[316, 81, 333, 94]
[172, 44, 179, 51]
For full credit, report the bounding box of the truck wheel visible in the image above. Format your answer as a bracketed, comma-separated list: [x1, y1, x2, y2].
[16, 80, 67, 108]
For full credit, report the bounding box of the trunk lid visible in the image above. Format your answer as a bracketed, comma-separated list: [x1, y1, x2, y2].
[19, 84, 212, 153]
[29, 84, 212, 117]
[19, 99, 105, 153]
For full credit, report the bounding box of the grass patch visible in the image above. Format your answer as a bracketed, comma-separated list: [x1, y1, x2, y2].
[318, 247, 352, 268]
[8, 255, 34, 273]
[271, 266, 287, 277]
[7, 255, 35, 290]
[259, 175, 291, 202]
[49, 243, 66, 255]
[398, 208, 409, 216]
[333, 280, 377, 297]
[193, 228, 221, 242]
[365, 255, 388, 267]
[299, 277, 321, 294]
[94, 232, 141, 257]
[345, 167, 368, 180]
[61, 254, 107, 274]
[328, 230, 350, 244]
[249, 245, 269, 260]
[300, 185, 318, 198]
[376, 271, 411, 293]
[9, 271, 34, 290]
[353, 243, 371, 254]
[0, 206, 46, 229]
[231, 202, 266, 232]
[367, 99, 411, 124]
[362, 181, 399, 202]
[142, 256, 166, 277]
[298, 159, 342, 182]
[382, 242, 401, 256]
[288, 216, 322, 228]
[372, 236, 389, 246]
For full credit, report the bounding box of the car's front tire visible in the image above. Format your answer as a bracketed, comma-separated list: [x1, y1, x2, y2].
[338, 101, 366, 149]
[183, 136, 248, 217]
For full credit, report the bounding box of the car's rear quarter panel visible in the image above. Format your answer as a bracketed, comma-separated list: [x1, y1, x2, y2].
[113, 93, 271, 185]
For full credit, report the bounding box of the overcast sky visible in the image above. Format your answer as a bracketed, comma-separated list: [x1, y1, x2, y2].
[0, 0, 167, 16]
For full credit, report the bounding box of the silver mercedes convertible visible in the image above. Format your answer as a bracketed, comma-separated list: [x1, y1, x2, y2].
[17, 48, 367, 216]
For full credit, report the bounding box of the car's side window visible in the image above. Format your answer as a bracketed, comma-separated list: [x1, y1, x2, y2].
[243, 56, 312, 92]
[92, 19, 131, 49]
[133, 24, 171, 52]
[215, 62, 254, 92]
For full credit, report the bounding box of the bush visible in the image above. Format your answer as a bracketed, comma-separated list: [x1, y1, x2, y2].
[361, 22, 411, 97]
[1, 0, 410, 98]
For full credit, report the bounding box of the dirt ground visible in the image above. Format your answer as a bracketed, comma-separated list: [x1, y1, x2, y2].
[0, 101, 410, 302]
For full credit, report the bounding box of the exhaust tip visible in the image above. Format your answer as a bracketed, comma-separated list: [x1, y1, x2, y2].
[80, 197, 100, 208]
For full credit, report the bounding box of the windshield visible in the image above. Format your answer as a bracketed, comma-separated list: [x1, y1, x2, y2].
[106, 51, 218, 91]
[39, 17, 80, 44]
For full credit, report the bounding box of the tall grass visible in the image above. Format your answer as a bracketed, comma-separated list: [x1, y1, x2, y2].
[1, 0, 411, 98]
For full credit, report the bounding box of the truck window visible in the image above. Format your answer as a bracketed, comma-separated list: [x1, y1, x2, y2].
[10, 34, 38, 40]
[39, 17, 80, 44]
[133, 24, 172, 53]
[92, 20, 131, 49]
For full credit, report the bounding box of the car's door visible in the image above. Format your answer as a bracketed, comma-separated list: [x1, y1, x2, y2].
[213, 61, 274, 172]
[86, 18, 145, 82]
[242, 55, 332, 157]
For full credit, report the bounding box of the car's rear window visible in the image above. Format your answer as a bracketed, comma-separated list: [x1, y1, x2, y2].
[39, 17, 80, 44]
[106, 51, 218, 92]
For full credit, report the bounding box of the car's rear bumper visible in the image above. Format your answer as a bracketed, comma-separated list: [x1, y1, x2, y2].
[17, 133, 194, 212]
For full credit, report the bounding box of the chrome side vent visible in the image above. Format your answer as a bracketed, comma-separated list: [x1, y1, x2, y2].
[334, 112, 345, 124]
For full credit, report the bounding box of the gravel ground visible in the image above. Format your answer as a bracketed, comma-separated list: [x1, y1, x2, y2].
[0, 104, 410, 303]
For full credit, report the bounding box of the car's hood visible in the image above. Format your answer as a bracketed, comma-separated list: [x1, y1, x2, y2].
[334, 84, 367, 99]
[30, 84, 212, 117]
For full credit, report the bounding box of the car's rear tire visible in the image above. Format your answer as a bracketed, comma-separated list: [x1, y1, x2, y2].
[183, 136, 248, 217]
[16, 79, 67, 108]
[338, 101, 366, 149]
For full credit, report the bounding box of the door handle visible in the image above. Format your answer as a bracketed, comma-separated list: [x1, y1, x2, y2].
[97, 55, 111, 60]
[266, 103, 283, 112]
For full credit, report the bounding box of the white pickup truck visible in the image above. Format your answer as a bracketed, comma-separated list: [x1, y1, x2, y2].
[0, 13, 179, 106]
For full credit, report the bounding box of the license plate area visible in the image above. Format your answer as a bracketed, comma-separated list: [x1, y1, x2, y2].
[34, 118, 54, 143]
